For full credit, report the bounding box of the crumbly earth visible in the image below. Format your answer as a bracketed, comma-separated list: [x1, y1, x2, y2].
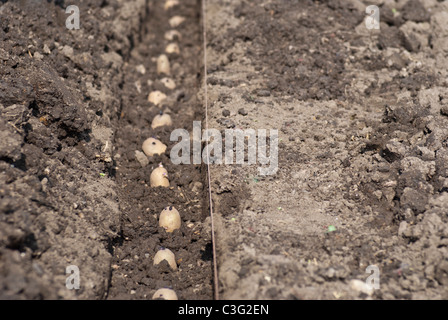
[1, 0, 448, 300]
[0, 0, 212, 300]
[106, 0, 213, 300]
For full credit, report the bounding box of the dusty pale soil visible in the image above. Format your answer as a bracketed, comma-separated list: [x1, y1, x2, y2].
[207, 0, 448, 299]
[1, 0, 448, 300]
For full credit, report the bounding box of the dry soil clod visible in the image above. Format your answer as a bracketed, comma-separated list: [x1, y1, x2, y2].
[135, 64, 146, 75]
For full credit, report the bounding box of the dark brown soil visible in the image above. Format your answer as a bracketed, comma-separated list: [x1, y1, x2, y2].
[0, 0, 212, 300]
[107, 0, 213, 300]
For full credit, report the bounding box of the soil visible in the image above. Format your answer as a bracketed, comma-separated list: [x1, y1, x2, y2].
[0, 0, 212, 300]
[207, 0, 448, 299]
[107, 0, 213, 300]
[1, 0, 448, 300]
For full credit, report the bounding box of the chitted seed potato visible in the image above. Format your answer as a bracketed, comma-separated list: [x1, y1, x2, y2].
[152, 288, 178, 300]
[159, 206, 181, 233]
[150, 163, 170, 187]
[148, 90, 167, 106]
[151, 112, 173, 129]
[142, 137, 167, 157]
[165, 43, 180, 55]
[164, 30, 181, 41]
[164, 0, 179, 10]
[157, 54, 170, 75]
[160, 77, 176, 90]
[153, 248, 177, 271]
[169, 16, 185, 28]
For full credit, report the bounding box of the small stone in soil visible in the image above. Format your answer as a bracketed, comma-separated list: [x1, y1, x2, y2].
[441, 106, 448, 117]
[218, 93, 231, 103]
[221, 79, 236, 87]
[267, 80, 278, 89]
[257, 89, 271, 97]
[207, 77, 218, 85]
[238, 108, 248, 116]
[342, 158, 351, 168]
[222, 109, 230, 117]
[217, 118, 235, 128]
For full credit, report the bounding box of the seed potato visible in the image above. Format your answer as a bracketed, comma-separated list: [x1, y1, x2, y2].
[159, 206, 181, 232]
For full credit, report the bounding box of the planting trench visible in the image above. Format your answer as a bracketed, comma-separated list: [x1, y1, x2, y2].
[106, 0, 214, 300]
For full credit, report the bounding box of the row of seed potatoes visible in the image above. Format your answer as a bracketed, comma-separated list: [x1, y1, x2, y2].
[144, 0, 186, 301]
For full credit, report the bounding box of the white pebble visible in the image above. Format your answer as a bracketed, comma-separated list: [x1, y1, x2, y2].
[43, 44, 51, 54]
[136, 64, 146, 74]
[134, 80, 141, 93]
